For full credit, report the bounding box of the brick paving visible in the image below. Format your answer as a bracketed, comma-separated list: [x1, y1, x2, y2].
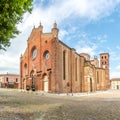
[0, 89, 120, 120]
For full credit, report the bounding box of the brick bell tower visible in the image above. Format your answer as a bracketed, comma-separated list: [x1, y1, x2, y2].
[100, 53, 110, 89]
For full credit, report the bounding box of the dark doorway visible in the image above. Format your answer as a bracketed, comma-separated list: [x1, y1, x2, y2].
[90, 78, 92, 92]
[117, 85, 119, 89]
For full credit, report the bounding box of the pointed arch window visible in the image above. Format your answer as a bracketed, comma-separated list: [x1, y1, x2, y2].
[6, 77, 9, 82]
[31, 46, 37, 60]
[75, 57, 77, 81]
[63, 50, 66, 80]
[97, 71, 99, 84]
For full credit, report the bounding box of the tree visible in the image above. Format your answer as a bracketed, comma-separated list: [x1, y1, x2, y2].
[0, 0, 33, 50]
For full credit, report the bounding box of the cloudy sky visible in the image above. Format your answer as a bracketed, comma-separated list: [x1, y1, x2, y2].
[0, 0, 120, 79]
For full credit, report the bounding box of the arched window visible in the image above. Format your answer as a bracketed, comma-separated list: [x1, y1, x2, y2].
[24, 63, 27, 75]
[30, 70, 34, 78]
[31, 46, 37, 60]
[24, 63, 27, 69]
[6, 77, 9, 82]
[75, 58, 77, 81]
[97, 71, 99, 84]
[63, 50, 66, 80]
[43, 50, 50, 60]
[16, 78, 18, 82]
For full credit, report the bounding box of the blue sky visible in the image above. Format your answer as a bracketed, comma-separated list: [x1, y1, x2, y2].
[0, 0, 120, 79]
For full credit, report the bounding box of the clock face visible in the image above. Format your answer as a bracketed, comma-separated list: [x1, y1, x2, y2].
[32, 48, 37, 59]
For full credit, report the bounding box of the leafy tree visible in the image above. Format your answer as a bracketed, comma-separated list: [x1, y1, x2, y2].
[0, 0, 33, 50]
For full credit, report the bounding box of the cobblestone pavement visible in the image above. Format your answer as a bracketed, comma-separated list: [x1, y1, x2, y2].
[0, 89, 120, 120]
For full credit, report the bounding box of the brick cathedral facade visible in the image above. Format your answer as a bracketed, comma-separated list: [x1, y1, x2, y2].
[20, 23, 110, 93]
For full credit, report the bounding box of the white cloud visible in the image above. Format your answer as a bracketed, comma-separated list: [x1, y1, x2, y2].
[74, 32, 108, 57]
[110, 71, 120, 79]
[59, 29, 69, 40]
[94, 35, 107, 43]
[48, 0, 120, 21]
[110, 64, 120, 79]
[116, 65, 120, 70]
[116, 46, 120, 50]
[0, 53, 19, 74]
[75, 38, 97, 56]
[76, 45, 97, 56]
[0, 30, 29, 74]
[18, 0, 120, 32]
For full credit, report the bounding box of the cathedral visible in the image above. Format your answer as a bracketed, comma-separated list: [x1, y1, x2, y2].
[20, 23, 110, 93]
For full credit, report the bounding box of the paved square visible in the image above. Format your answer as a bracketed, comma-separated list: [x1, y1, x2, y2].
[0, 89, 120, 120]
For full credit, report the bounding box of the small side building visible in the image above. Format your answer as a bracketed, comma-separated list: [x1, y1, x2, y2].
[0, 73, 20, 89]
[111, 78, 120, 90]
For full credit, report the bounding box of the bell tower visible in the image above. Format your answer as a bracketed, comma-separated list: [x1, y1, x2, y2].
[100, 53, 109, 69]
[100, 53, 110, 89]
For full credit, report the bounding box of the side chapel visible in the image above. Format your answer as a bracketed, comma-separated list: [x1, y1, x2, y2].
[20, 23, 110, 93]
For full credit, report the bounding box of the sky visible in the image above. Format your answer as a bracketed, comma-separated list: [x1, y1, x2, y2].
[0, 0, 120, 79]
